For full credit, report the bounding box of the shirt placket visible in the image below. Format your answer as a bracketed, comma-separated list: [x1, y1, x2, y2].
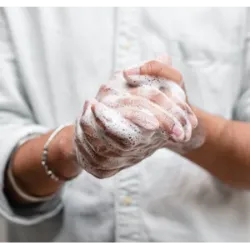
[114, 7, 141, 71]
[113, 7, 145, 242]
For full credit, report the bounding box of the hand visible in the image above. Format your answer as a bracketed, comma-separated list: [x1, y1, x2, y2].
[73, 66, 185, 178]
[123, 55, 206, 154]
[74, 56, 205, 179]
[74, 81, 166, 179]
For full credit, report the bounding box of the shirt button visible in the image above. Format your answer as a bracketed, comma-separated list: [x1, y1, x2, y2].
[121, 41, 131, 50]
[123, 196, 132, 205]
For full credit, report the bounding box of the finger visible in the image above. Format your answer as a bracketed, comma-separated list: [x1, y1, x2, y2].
[80, 100, 107, 152]
[119, 107, 159, 131]
[123, 73, 168, 89]
[80, 116, 122, 158]
[102, 94, 185, 142]
[75, 129, 109, 168]
[168, 96, 198, 129]
[101, 94, 160, 132]
[80, 100, 125, 157]
[76, 135, 131, 171]
[91, 101, 142, 150]
[130, 85, 192, 141]
[124, 60, 183, 85]
[123, 73, 186, 102]
[123, 55, 172, 86]
[96, 84, 121, 101]
[159, 80, 186, 102]
[75, 119, 122, 169]
[92, 109, 134, 150]
[175, 100, 198, 129]
[123, 74, 159, 88]
[141, 61, 183, 83]
[77, 141, 135, 171]
[154, 81, 197, 129]
[76, 134, 130, 171]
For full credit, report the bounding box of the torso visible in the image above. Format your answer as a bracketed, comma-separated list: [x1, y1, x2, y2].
[4, 7, 250, 242]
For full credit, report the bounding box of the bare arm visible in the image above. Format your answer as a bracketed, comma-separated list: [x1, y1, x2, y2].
[0, 9, 81, 207]
[124, 60, 250, 190]
[186, 107, 250, 189]
[5, 125, 81, 204]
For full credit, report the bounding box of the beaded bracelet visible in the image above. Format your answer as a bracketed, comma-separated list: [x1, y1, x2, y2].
[7, 133, 57, 203]
[41, 124, 71, 182]
[7, 165, 57, 203]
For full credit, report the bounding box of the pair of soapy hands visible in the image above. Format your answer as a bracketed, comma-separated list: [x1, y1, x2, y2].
[74, 56, 205, 178]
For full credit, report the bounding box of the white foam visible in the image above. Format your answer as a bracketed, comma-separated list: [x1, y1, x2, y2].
[93, 102, 143, 147]
[75, 66, 198, 174]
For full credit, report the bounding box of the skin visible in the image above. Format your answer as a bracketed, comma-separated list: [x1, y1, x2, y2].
[126, 60, 250, 189]
[5, 59, 250, 205]
[75, 70, 197, 178]
[5, 125, 79, 204]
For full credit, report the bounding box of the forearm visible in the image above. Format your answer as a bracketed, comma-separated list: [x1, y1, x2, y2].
[5, 125, 81, 204]
[186, 107, 250, 189]
[123, 58, 250, 189]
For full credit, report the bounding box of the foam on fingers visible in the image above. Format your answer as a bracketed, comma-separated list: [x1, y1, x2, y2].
[91, 101, 143, 148]
[120, 107, 159, 131]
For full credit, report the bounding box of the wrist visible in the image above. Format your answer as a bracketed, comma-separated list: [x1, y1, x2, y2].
[184, 107, 229, 160]
[8, 125, 81, 200]
[194, 107, 228, 144]
[177, 106, 207, 154]
[51, 125, 82, 180]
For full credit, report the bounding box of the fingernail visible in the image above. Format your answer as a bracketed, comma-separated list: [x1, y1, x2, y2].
[124, 67, 140, 75]
[172, 124, 183, 137]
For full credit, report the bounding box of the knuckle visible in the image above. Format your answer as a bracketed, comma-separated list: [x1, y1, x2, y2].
[141, 60, 157, 75]
[147, 60, 158, 75]
[100, 84, 115, 95]
[98, 84, 107, 93]
[178, 114, 187, 126]
[147, 61, 154, 75]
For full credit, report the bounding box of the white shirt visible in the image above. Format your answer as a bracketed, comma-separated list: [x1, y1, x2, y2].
[1, 7, 250, 242]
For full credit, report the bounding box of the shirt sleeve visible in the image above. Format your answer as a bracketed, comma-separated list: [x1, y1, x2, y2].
[233, 9, 250, 122]
[0, 8, 63, 226]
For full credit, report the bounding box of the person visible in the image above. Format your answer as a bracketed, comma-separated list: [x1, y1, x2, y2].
[0, 7, 250, 242]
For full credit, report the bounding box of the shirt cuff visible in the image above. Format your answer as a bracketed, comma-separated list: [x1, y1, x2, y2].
[233, 89, 250, 122]
[0, 124, 63, 226]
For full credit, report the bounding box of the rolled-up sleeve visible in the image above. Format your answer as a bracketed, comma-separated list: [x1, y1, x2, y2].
[233, 10, 250, 122]
[233, 89, 250, 122]
[0, 8, 62, 226]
